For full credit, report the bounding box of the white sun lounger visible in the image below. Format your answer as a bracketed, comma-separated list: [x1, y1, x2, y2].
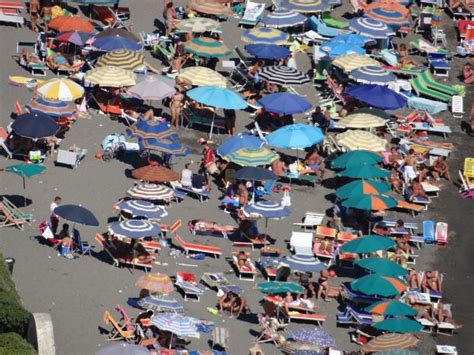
[451, 95, 464, 118]
[0, 9, 24, 27]
[289, 231, 314, 256]
[240, 0, 266, 27]
[293, 211, 325, 230]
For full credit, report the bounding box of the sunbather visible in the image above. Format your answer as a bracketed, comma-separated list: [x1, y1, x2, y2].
[304, 149, 325, 179]
[189, 219, 235, 233]
[30, 0, 40, 32]
[313, 238, 335, 255]
[462, 63, 474, 84]
[231, 293, 249, 317]
[422, 271, 442, 293]
[431, 156, 452, 182]
[389, 168, 403, 194]
[408, 269, 421, 289]
[236, 251, 253, 271]
[271, 158, 288, 177]
[164, 2, 178, 36]
[239, 219, 265, 241]
[238, 182, 249, 206]
[406, 296, 437, 323]
[409, 181, 432, 203]
[20, 48, 41, 65]
[169, 91, 184, 127]
[434, 302, 462, 329]
[317, 270, 331, 301]
[398, 44, 418, 68]
[41, 4, 52, 31]
[407, 133, 454, 150]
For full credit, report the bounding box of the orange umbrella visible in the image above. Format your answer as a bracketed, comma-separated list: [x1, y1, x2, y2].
[135, 273, 174, 294]
[48, 16, 96, 33]
[131, 165, 179, 183]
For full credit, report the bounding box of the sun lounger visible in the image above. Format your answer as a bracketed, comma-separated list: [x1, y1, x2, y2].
[175, 185, 210, 203]
[340, 283, 387, 305]
[257, 256, 280, 280]
[289, 231, 314, 255]
[410, 75, 451, 102]
[418, 317, 436, 333]
[182, 105, 226, 135]
[279, 173, 318, 187]
[293, 211, 325, 229]
[435, 222, 448, 246]
[102, 310, 135, 342]
[187, 220, 234, 239]
[232, 252, 257, 281]
[170, 220, 222, 258]
[200, 272, 242, 295]
[175, 272, 204, 302]
[428, 53, 451, 78]
[0, 7, 24, 27]
[315, 225, 337, 239]
[410, 38, 450, 56]
[240, 0, 265, 27]
[419, 70, 458, 96]
[281, 307, 326, 326]
[321, 11, 348, 28]
[0, 198, 32, 231]
[405, 95, 448, 115]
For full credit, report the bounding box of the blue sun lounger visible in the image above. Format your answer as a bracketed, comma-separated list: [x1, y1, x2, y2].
[422, 220, 435, 244]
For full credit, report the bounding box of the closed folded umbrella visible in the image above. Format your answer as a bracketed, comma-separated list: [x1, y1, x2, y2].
[280, 0, 330, 13]
[138, 294, 185, 313]
[258, 93, 312, 115]
[176, 17, 221, 33]
[356, 257, 408, 278]
[217, 133, 265, 157]
[108, 220, 161, 239]
[116, 200, 168, 220]
[183, 37, 231, 58]
[96, 49, 145, 70]
[132, 165, 179, 183]
[339, 113, 387, 128]
[332, 150, 382, 169]
[332, 53, 380, 73]
[349, 65, 396, 85]
[96, 28, 140, 42]
[362, 333, 420, 353]
[128, 75, 176, 101]
[49, 16, 95, 33]
[258, 281, 304, 294]
[54, 204, 99, 226]
[135, 273, 174, 294]
[373, 318, 423, 333]
[339, 235, 395, 253]
[267, 123, 324, 149]
[335, 180, 390, 199]
[366, 301, 417, 317]
[242, 27, 289, 45]
[127, 183, 175, 201]
[37, 78, 84, 101]
[151, 313, 200, 338]
[338, 164, 390, 179]
[92, 34, 142, 52]
[257, 66, 310, 86]
[177, 67, 226, 88]
[85, 66, 136, 87]
[351, 274, 406, 297]
[336, 130, 387, 152]
[95, 343, 150, 355]
[11, 112, 60, 139]
[342, 194, 397, 211]
[345, 84, 406, 110]
[280, 254, 327, 272]
[26, 97, 75, 118]
[245, 44, 290, 60]
[261, 9, 306, 28]
[349, 17, 396, 39]
[225, 147, 278, 167]
[234, 167, 276, 181]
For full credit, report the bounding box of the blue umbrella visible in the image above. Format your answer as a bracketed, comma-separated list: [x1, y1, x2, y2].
[92, 34, 142, 52]
[280, 254, 327, 272]
[234, 167, 276, 181]
[349, 17, 396, 39]
[258, 93, 312, 115]
[243, 200, 290, 219]
[244, 44, 290, 60]
[151, 313, 200, 338]
[139, 138, 190, 156]
[267, 124, 324, 149]
[345, 84, 406, 110]
[217, 133, 265, 156]
[108, 219, 161, 239]
[187, 86, 248, 110]
[11, 112, 60, 139]
[26, 97, 76, 118]
[54, 205, 99, 226]
[116, 200, 168, 219]
[280, 0, 331, 13]
[322, 42, 366, 58]
[127, 119, 178, 141]
[138, 294, 185, 313]
[261, 9, 307, 28]
[349, 65, 396, 85]
[327, 33, 373, 47]
[287, 327, 337, 348]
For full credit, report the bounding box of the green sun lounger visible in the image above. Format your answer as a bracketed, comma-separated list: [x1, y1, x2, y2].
[419, 70, 458, 96]
[410, 75, 451, 102]
[410, 39, 450, 56]
[321, 12, 348, 29]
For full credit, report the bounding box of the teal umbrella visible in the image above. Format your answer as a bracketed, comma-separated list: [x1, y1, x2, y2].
[2, 164, 46, 206]
[258, 281, 304, 294]
[355, 257, 408, 277]
[373, 317, 423, 333]
[366, 301, 417, 317]
[339, 235, 395, 254]
[335, 179, 390, 199]
[332, 150, 382, 169]
[338, 164, 390, 179]
[341, 194, 397, 212]
[351, 274, 406, 297]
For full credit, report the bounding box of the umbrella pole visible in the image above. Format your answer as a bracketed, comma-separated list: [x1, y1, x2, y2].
[209, 112, 216, 140]
[22, 174, 26, 207]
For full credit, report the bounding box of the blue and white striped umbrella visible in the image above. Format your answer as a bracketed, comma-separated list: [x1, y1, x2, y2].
[243, 200, 290, 219]
[117, 200, 168, 219]
[280, 254, 327, 272]
[280, 0, 331, 13]
[151, 313, 200, 338]
[138, 294, 185, 313]
[349, 17, 395, 39]
[261, 9, 307, 28]
[349, 65, 396, 85]
[108, 219, 161, 239]
[127, 183, 175, 201]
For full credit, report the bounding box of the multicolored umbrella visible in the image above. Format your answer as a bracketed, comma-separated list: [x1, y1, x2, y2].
[286, 327, 337, 348]
[85, 66, 136, 87]
[258, 281, 304, 294]
[37, 78, 84, 101]
[332, 150, 382, 169]
[96, 28, 140, 42]
[345, 84, 406, 110]
[335, 130, 388, 152]
[365, 3, 410, 28]
[96, 49, 145, 70]
[183, 37, 231, 58]
[280, 0, 331, 13]
[138, 294, 185, 313]
[349, 65, 397, 85]
[151, 313, 200, 338]
[140, 138, 190, 156]
[245, 44, 290, 60]
[127, 183, 175, 201]
[128, 75, 176, 101]
[261, 9, 307, 28]
[188, 0, 233, 16]
[11, 112, 59, 139]
[267, 124, 324, 149]
[224, 147, 278, 166]
[351, 274, 406, 297]
[366, 301, 417, 317]
[355, 257, 408, 278]
[257, 66, 310, 86]
[26, 97, 75, 118]
[339, 113, 387, 128]
[176, 17, 221, 33]
[339, 235, 396, 253]
[217, 133, 265, 156]
[92, 34, 142, 52]
[362, 333, 420, 353]
[132, 165, 179, 183]
[177, 67, 226, 88]
[127, 119, 178, 141]
[373, 318, 423, 333]
[335, 180, 390, 199]
[116, 200, 168, 220]
[108, 219, 161, 239]
[349, 17, 396, 39]
[332, 53, 380, 73]
[280, 254, 327, 273]
[242, 27, 289, 45]
[55, 30, 92, 46]
[258, 93, 312, 115]
[135, 273, 174, 294]
[48, 16, 95, 33]
[342, 194, 397, 211]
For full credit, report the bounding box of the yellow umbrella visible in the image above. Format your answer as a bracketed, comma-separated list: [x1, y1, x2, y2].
[85, 66, 136, 87]
[332, 54, 380, 73]
[177, 67, 227, 88]
[96, 49, 145, 70]
[36, 78, 84, 101]
[335, 130, 387, 152]
[339, 113, 387, 129]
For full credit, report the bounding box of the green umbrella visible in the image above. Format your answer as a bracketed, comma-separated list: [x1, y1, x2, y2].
[373, 317, 423, 333]
[341, 194, 397, 211]
[335, 179, 390, 199]
[340, 235, 395, 254]
[355, 257, 408, 277]
[338, 164, 390, 179]
[351, 274, 406, 297]
[366, 301, 417, 317]
[332, 150, 382, 169]
[2, 164, 46, 206]
[257, 281, 304, 294]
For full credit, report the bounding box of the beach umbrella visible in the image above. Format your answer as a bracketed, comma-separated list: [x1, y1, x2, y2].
[339, 235, 395, 253]
[54, 204, 99, 226]
[37, 78, 84, 101]
[374, 351, 420, 355]
[244, 44, 290, 60]
[258, 281, 304, 294]
[188, 0, 233, 16]
[139, 138, 190, 157]
[280, 254, 327, 273]
[261, 9, 307, 28]
[96, 49, 145, 70]
[2, 164, 46, 206]
[95, 343, 149, 355]
[257, 66, 310, 86]
[345, 85, 406, 110]
[151, 313, 200, 338]
[280, 0, 331, 13]
[132, 165, 179, 183]
[366, 301, 417, 317]
[127, 119, 178, 141]
[342, 194, 397, 211]
[332, 53, 380, 73]
[356, 257, 408, 278]
[267, 124, 324, 149]
[352, 107, 391, 120]
[349, 65, 397, 85]
[365, 3, 410, 28]
[335, 130, 387, 152]
[177, 67, 226, 88]
[258, 93, 312, 115]
[183, 37, 231, 58]
[373, 318, 423, 333]
[127, 183, 175, 201]
[351, 274, 406, 297]
[339, 113, 387, 128]
[116, 200, 168, 220]
[55, 30, 91, 46]
[135, 273, 174, 294]
[332, 150, 382, 169]
[96, 28, 140, 42]
[286, 327, 337, 348]
[349, 17, 396, 39]
[48, 16, 95, 33]
[217, 133, 265, 157]
[176, 17, 221, 33]
[242, 27, 289, 45]
[327, 33, 373, 46]
[335, 180, 390, 199]
[234, 167, 276, 181]
[26, 97, 75, 118]
[138, 294, 185, 313]
[128, 75, 176, 101]
[11, 112, 60, 139]
[72, 0, 118, 3]
[109, 219, 161, 239]
[92, 34, 142, 52]
[224, 147, 278, 167]
[322, 42, 365, 58]
[362, 333, 420, 353]
[85, 66, 136, 87]
[243, 200, 290, 218]
[338, 164, 390, 179]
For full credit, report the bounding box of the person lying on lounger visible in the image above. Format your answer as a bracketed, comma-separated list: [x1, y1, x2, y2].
[408, 181, 432, 203]
[124, 108, 155, 121]
[434, 302, 463, 329]
[236, 251, 253, 271]
[20, 48, 41, 65]
[421, 271, 442, 293]
[408, 133, 454, 150]
[190, 219, 235, 233]
[407, 269, 421, 289]
[304, 149, 325, 179]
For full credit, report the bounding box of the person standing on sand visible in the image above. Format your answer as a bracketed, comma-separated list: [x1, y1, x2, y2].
[169, 91, 184, 127]
[29, 0, 40, 32]
[41, 4, 52, 32]
[49, 196, 61, 235]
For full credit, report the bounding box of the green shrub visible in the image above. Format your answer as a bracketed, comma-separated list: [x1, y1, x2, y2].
[0, 333, 35, 355]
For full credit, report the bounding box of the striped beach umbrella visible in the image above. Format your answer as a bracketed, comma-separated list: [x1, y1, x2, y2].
[224, 147, 278, 166]
[96, 28, 140, 42]
[188, 0, 233, 16]
[176, 17, 221, 33]
[366, 301, 417, 317]
[151, 313, 200, 338]
[108, 219, 161, 239]
[349, 65, 396, 85]
[127, 183, 175, 201]
[335, 180, 390, 199]
[373, 318, 423, 333]
[116, 200, 168, 219]
[351, 274, 406, 297]
[135, 273, 174, 294]
[257, 66, 310, 86]
[332, 150, 382, 169]
[85, 66, 136, 87]
[177, 67, 227, 88]
[127, 119, 178, 141]
[342, 194, 397, 211]
[183, 37, 231, 58]
[339, 113, 387, 128]
[128, 75, 176, 101]
[349, 17, 396, 39]
[355, 257, 408, 277]
[96, 49, 145, 70]
[132, 165, 179, 183]
[365, 3, 410, 28]
[243, 200, 290, 219]
[48, 15, 95, 33]
[280, 254, 327, 272]
[26, 97, 75, 118]
[242, 27, 289, 45]
[335, 130, 387, 152]
[261, 9, 307, 28]
[217, 133, 265, 157]
[280, 0, 331, 13]
[139, 138, 190, 156]
[37, 78, 84, 101]
[340, 235, 396, 254]
[92, 34, 142, 52]
[362, 333, 420, 353]
[332, 53, 380, 73]
[138, 294, 185, 313]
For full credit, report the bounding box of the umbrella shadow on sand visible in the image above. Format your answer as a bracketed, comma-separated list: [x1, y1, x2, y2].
[2, 195, 33, 207]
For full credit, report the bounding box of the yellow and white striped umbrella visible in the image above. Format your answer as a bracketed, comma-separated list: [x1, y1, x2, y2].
[177, 67, 227, 88]
[37, 78, 84, 101]
[336, 130, 387, 152]
[332, 54, 380, 73]
[85, 66, 136, 87]
[339, 113, 387, 129]
[96, 49, 145, 70]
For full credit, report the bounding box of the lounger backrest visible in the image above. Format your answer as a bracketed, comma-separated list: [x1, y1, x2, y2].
[422, 221, 435, 242]
[95, 233, 105, 246]
[103, 310, 132, 337]
[169, 219, 182, 234]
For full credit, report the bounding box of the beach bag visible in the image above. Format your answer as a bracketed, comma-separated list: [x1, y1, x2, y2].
[281, 189, 291, 207]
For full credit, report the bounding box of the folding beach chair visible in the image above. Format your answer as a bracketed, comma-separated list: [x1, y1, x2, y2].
[0, 197, 32, 230]
[293, 211, 325, 229]
[73, 229, 91, 256]
[255, 314, 281, 345]
[176, 272, 204, 301]
[211, 327, 229, 351]
[102, 310, 135, 342]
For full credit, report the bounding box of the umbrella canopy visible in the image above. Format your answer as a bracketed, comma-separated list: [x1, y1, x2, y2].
[338, 164, 390, 179]
[329, 33, 373, 46]
[349, 65, 396, 85]
[127, 183, 175, 201]
[261, 9, 307, 28]
[362, 333, 420, 353]
[116, 200, 168, 220]
[356, 257, 408, 278]
[177, 67, 226, 88]
[48, 16, 95, 33]
[322, 42, 365, 58]
[139, 138, 187, 156]
[245, 44, 290, 60]
[183, 37, 231, 58]
[366, 301, 417, 317]
[267, 124, 324, 149]
[373, 318, 423, 333]
[281, 254, 327, 272]
[176, 17, 221, 33]
[243, 200, 290, 218]
[332, 53, 380, 73]
[234, 167, 277, 181]
[85, 66, 136, 87]
[54, 204, 99, 226]
[95, 343, 149, 355]
[128, 75, 176, 101]
[37, 78, 84, 101]
[138, 294, 185, 313]
[11, 112, 60, 139]
[365, 4, 410, 28]
[335, 130, 387, 152]
[108, 219, 161, 239]
[242, 27, 289, 45]
[349, 17, 396, 39]
[26, 97, 75, 118]
[257, 66, 310, 86]
[127, 119, 178, 141]
[217, 133, 265, 157]
[96, 28, 140, 42]
[258, 93, 312, 115]
[4, 164, 46, 178]
[55, 30, 91, 46]
[258, 281, 304, 294]
[132, 165, 179, 183]
[187, 86, 247, 110]
[346, 84, 406, 110]
[335, 180, 390, 199]
[342, 194, 397, 211]
[352, 107, 391, 120]
[92, 34, 142, 52]
[286, 327, 337, 348]
[280, 0, 331, 13]
[332, 150, 382, 169]
[339, 113, 387, 128]
[224, 147, 278, 167]
[188, 0, 233, 16]
[151, 313, 200, 338]
[351, 274, 406, 297]
[339, 235, 396, 253]
[135, 273, 174, 293]
[96, 49, 145, 70]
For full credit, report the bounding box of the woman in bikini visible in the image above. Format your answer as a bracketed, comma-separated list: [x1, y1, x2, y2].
[169, 91, 184, 127]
